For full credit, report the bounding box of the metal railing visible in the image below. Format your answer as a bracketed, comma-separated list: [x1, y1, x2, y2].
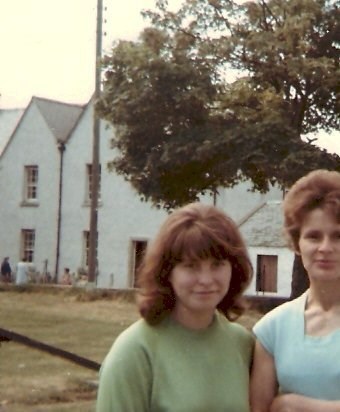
[0, 327, 101, 371]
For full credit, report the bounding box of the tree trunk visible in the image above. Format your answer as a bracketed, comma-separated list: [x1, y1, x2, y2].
[290, 254, 309, 299]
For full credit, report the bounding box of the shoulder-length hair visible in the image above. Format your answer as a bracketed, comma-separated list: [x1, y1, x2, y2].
[283, 169, 340, 252]
[136, 202, 253, 325]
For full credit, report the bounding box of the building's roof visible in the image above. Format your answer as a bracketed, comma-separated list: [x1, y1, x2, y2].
[33, 96, 85, 142]
[239, 200, 287, 247]
[0, 108, 24, 153]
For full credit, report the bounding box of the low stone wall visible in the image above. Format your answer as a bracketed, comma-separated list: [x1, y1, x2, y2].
[1, 283, 290, 313]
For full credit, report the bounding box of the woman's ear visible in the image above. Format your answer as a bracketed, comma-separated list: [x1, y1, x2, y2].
[293, 238, 301, 255]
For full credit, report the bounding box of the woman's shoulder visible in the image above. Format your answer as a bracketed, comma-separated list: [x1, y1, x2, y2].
[253, 292, 307, 339]
[259, 293, 306, 321]
[229, 319, 252, 337]
[217, 316, 254, 363]
[217, 314, 254, 343]
[102, 319, 162, 366]
[114, 318, 159, 346]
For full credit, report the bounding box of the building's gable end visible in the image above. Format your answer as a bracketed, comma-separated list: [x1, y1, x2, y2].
[33, 96, 85, 143]
[0, 99, 37, 160]
[0, 108, 25, 155]
[239, 201, 286, 247]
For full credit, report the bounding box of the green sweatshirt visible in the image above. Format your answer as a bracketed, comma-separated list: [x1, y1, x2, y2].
[96, 312, 254, 412]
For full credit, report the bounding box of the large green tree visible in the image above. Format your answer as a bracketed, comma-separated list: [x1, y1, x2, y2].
[97, 0, 339, 297]
[97, 0, 339, 210]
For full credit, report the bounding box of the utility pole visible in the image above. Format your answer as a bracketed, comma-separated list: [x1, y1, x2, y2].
[55, 141, 66, 280]
[88, 0, 103, 285]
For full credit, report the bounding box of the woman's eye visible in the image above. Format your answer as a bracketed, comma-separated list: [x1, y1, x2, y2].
[304, 231, 320, 240]
[212, 260, 224, 267]
[333, 232, 340, 240]
[183, 262, 196, 269]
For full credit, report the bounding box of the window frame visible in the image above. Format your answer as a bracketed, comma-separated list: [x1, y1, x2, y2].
[256, 254, 278, 293]
[22, 165, 39, 205]
[129, 239, 148, 288]
[21, 229, 35, 263]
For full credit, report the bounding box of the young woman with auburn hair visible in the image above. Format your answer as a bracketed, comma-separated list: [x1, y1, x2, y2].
[97, 202, 254, 412]
[250, 170, 340, 412]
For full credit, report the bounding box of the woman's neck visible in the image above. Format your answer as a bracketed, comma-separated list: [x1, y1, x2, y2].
[307, 281, 340, 311]
[305, 285, 340, 336]
[171, 307, 215, 330]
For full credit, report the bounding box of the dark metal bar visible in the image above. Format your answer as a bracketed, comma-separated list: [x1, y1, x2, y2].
[0, 327, 101, 371]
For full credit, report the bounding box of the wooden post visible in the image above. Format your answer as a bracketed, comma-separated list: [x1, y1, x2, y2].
[88, 0, 103, 285]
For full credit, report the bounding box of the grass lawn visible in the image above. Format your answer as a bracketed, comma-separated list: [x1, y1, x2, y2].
[0, 284, 262, 411]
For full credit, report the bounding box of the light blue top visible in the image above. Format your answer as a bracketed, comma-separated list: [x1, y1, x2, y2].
[253, 291, 340, 400]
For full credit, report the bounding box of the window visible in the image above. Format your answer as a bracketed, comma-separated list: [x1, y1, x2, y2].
[256, 254, 278, 293]
[86, 164, 101, 202]
[21, 229, 35, 262]
[131, 240, 147, 287]
[24, 165, 39, 201]
[83, 230, 98, 268]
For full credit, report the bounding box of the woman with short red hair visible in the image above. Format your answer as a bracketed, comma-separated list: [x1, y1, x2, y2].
[97, 202, 254, 412]
[251, 169, 340, 412]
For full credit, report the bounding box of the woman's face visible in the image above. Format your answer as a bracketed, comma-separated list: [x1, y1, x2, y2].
[298, 208, 340, 283]
[169, 257, 232, 328]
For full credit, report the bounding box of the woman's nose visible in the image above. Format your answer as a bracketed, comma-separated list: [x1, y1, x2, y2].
[318, 236, 333, 251]
[197, 268, 213, 284]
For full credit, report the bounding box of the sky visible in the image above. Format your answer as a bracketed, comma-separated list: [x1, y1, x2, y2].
[0, 0, 338, 154]
[0, 0, 161, 109]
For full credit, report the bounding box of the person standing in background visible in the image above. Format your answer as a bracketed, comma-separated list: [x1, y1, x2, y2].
[1, 257, 12, 282]
[61, 267, 72, 285]
[15, 257, 28, 285]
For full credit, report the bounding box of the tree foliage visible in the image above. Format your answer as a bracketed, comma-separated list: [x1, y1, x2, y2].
[96, 0, 340, 209]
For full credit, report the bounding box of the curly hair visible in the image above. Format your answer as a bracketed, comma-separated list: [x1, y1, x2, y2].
[283, 169, 340, 252]
[136, 202, 253, 325]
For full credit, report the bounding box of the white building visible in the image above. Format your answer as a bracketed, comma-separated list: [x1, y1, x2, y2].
[239, 201, 295, 298]
[0, 96, 289, 293]
[0, 108, 24, 152]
